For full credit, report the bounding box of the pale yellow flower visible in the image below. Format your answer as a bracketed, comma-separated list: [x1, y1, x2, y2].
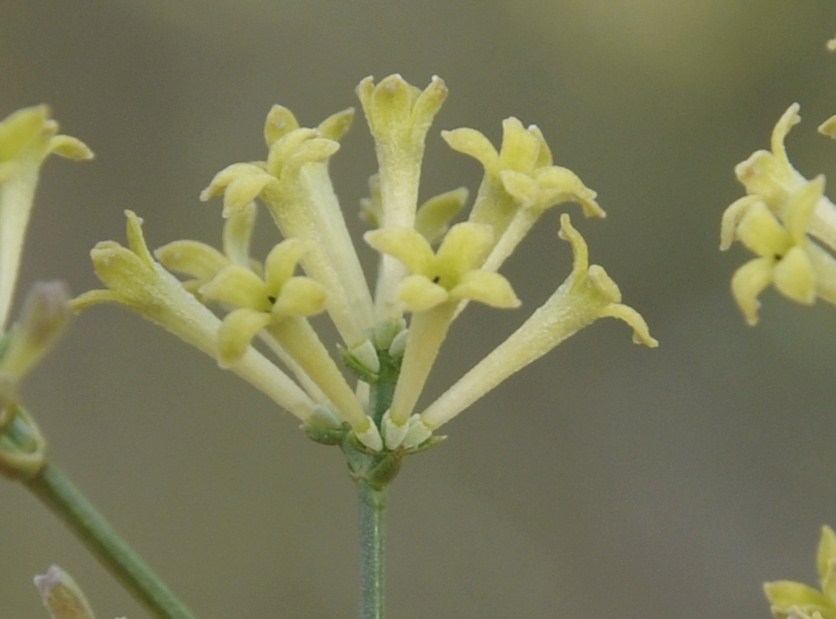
[201, 106, 374, 346]
[71, 211, 320, 424]
[442, 117, 604, 272]
[406, 215, 657, 447]
[198, 238, 381, 449]
[365, 222, 519, 313]
[721, 104, 836, 324]
[366, 222, 521, 445]
[0, 106, 92, 331]
[357, 74, 449, 320]
[764, 526, 836, 619]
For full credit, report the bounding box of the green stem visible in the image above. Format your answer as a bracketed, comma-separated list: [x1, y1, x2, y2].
[25, 462, 197, 619]
[358, 481, 387, 619]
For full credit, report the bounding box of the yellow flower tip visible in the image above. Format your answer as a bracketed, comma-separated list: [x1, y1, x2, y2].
[557, 214, 589, 276]
[264, 104, 300, 147]
[0, 105, 50, 161]
[817, 526, 836, 582]
[827, 36, 836, 52]
[720, 196, 763, 251]
[199, 163, 275, 216]
[441, 127, 499, 170]
[48, 134, 94, 161]
[415, 187, 469, 243]
[599, 303, 659, 348]
[762, 525, 836, 619]
[773, 103, 802, 158]
[818, 115, 836, 139]
[317, 107, 355, 141]
[0, 105, 92, 167]
[356, 74, 448, 142]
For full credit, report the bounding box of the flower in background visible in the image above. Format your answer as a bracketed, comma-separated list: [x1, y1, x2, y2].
[764, 526, 836, 619]
[76, 75, 656, 462]
[720, 44, 836, 324]
[0, 106, 90, 479]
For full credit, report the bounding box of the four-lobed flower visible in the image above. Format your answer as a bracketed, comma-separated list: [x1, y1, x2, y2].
[721, 103, 836, 324]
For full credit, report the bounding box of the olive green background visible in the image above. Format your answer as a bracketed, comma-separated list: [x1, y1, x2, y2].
[2, 2, 835, 617]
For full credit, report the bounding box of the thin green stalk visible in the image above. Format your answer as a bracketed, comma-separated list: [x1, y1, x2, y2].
[25, 462, 197, 619]
[358, 481, 387, 619]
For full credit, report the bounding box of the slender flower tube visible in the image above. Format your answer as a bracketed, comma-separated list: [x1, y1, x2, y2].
[365, 222, 520, 446]
[442, 117, 604, 272]
[357, 74, 449, 320]
[721, 103, 836, 323]
[408, 215, 657, 447]
[0, 106, 92, 331]
[71, 211, 319, 423]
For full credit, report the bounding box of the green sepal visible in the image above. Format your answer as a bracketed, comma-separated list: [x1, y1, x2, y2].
[338, 344, 380, 383]
[403, 434, 446, 455]
[304, 421, 350, 446]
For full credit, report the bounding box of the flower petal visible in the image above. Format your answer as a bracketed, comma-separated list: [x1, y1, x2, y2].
[200, 265, 270, 310]
[272, 276, 327, 317]
[435, 222, 494, 277]
[764, 580, 831, 609]
[365, 227, 434, 275]
[730, 257, 774, 325]
[415, 187, 468, 244]
[737, 203, 790, 257]
[398, 274, 449, 312]
[155, 240, 228, 281]
[264, 239, 308, 292]
[773, 246, 816, 305]
[217, 308, 272, 366]
[451, 270, 520, 308]
[817, 526, 836, 584]
[441, 127, 499, 170]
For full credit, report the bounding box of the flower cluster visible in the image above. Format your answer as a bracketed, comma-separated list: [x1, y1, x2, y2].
[0, 106, 91, 479]
[75, 75, 656, 456]
[720, 50, 836, 325]
[764, 526, 836, 619]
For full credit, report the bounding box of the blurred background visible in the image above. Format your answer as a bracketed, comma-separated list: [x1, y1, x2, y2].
[2, 1, 835, 617]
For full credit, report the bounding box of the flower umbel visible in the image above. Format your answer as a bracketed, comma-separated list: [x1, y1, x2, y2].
[77, 75, 654, 461]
